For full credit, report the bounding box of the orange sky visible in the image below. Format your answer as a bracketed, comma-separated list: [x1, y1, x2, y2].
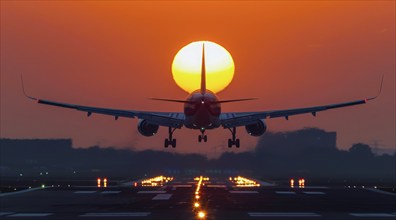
[1, 1, 395, 157]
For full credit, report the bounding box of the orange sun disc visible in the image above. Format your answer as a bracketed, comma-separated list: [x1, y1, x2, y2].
[172, 41, 235, 94]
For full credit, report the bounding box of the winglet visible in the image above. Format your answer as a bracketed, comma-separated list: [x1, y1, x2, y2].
[200, 42, 206, 95]
[366, 74, 384, 101]
[21, 75, 37, 101]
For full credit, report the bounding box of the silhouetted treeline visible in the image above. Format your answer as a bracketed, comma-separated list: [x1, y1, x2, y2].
[0, 128, 395, 181]
[254, 128, 395, 179]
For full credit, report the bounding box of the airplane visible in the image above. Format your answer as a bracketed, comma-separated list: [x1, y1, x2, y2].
[22, 44, 383, 148]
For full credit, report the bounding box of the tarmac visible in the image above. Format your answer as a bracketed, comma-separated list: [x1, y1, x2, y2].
[0, 176, 395, 219]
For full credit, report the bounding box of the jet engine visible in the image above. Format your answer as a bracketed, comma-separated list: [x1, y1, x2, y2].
[137, 119, 159, 137]
[245, 120, 267, 136]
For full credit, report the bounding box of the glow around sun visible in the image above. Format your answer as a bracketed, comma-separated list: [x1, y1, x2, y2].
[172, 41, 235, 94]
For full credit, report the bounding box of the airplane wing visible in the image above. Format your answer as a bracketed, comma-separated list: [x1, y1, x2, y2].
[29, 98, 185, 128]
[220, 77, 383, 128]
[221, 99, 368, 128]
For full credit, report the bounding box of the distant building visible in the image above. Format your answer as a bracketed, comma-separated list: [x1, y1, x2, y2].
[0, 139, 73, 176]
[256, 128, 337, 155]
[0, 139, 73, 166]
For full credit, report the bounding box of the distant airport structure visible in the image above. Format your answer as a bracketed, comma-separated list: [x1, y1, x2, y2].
[1, 129, 394, 180]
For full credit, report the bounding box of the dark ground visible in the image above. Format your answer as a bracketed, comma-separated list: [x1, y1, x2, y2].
[1, 176, 395, 220]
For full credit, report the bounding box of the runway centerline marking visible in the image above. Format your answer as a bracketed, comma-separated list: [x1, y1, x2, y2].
[152, 193, 172, 200]
[100, 191, 121, 194]
[8, 213, 53, 217]
[365, 188, 396, 196]
[0, 212, 14, 216]
[74, 191, 96, 194]
[248, 212, 320, 217]
[0, 187, 42, 197]
[349, 213, 396, 217]
[172, 184, 192, 187]
[230, 191, 259, 194]
[80, 212, 151, 217]
[138, 190, 166, 194]
[207, 185, 227, 188]
[303, 191, 326, 195]
[303, 186, 328, 189]
[275, 191, 296, 195]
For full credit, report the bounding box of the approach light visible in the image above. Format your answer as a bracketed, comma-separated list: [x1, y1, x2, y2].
[104, 178, 108, 188]
[198, 211, 206, 219]
[97, 178, 101, 187]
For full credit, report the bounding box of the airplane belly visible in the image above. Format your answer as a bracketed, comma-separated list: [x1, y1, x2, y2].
[184, 112, 220, 129]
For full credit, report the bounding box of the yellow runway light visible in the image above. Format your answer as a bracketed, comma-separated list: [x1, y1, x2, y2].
[140, 175, 174, 187]
[197, 211, 206, 219]
[231, 176, 261, 187]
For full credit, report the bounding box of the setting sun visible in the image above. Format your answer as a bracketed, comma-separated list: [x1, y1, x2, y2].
[172, 41, 235, 94]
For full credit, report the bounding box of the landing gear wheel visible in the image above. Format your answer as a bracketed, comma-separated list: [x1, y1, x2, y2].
[227, 127, 240, 148]
[164, 139, 169, 148]
[228, 139, 233, 148]
[235, 139, 240, 148]
[165, 127, 177, 148]
[198, 129, 207, 143]
[171, 139, 176, 148]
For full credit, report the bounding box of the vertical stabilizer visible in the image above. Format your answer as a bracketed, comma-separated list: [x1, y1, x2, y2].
[200, 43, 206, 95]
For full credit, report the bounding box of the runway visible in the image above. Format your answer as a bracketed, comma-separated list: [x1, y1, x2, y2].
[0, 176, 395, 219]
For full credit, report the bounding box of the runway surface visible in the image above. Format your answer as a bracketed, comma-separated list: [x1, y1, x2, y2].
[1, 176, 395, 219]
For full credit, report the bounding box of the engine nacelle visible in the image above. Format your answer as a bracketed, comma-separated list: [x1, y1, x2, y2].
[137, 119, 159, 137]
[245, 120, 267, 136]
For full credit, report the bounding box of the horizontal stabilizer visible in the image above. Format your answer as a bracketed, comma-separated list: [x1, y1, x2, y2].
[151, 98, 257, 104]
[150, 98, 195, 104]
[214, 98, 257, 104]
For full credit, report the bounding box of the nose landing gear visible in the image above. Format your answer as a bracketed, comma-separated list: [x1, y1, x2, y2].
[198, 128, 207, 142]
[198, 134, 207, 142]
[227, 127, 240, 148]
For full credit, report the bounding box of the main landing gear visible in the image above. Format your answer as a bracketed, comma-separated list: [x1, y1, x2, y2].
[164, 127, 176, 148]
[227, 127, 240, 148]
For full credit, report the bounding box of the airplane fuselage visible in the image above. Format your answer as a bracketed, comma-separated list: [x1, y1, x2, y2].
[184, 90, 221, 130]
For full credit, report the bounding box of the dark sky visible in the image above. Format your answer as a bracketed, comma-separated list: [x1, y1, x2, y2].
[1, 1, 395, 157]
